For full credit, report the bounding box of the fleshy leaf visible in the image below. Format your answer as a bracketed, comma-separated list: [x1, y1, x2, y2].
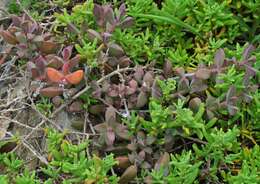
[154, 152, 170, 171]
[136, 91, 148, 108]
[108, 43, 125, 57]
[0, 30, 18, 45]
[119, 165, 137, 184]
[93, 4, 104, 26]
[242, 44, 255, 60]
[62, 46, 73, 61]
[214, 49, 225, 69]
[163, 59, 173, 78]
[116, 156, 131, 169]
[65, 70, 84, 85]
[119, 17, 134, 29]
[46, 67, 64, 83]
[40, 87, 63, 97]
[195, 68, 211, 80]
[106, 127, 115, 146]
[104, 5, 115, 25]
[87, 29, 102, 42]
[105, 106, 116, 125]
[39, 41, 59, 54]
[119, 3, 126, 18]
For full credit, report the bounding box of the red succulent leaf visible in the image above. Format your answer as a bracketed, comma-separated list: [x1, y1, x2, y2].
[46, 67, 64, 83]
[64, 70, 84, 85]
[40, 87, 64, 97]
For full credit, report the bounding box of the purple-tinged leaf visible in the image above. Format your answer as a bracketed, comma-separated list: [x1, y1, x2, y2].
[174, 67, 185, 77]
[20, 21, 31, 33]
[94, 123, 107, 133]
[242, 44, 255, 60]
[163, 59, 173, 78]
[0, 30, 18, 45]
[62, 46, 73, 61]
[47, 56, 64, 69]
[27, 61, 39, 79]
[87, 29, 102, 42]
[127, 143, 137, 151]
[119, 3, 126, 18]
[189, 97, 202, 113]
[243, 93, 253, 103]
[106, 126, 115, 146]
[52, 96, 63, 107]
[105, 106, 117, 125]
[93, 4, 104, 27]
[104, 5, 115, 25]
[214, 49, 225, 69]
[195, 68, 211, 80]
[115, 124, 131, 140]
[119, 56, 131, 68]
[67, 54, 81, 70]
[119, 17, 134, 29]
[138, 150, 146, 160]
[178, 78, 189, 92]
[34, 55, 46, 72]
[129, 79, 138, 89]
[190, 78, 207, 93]
[226, 86, 236, 103]
[15, 32, 27, 43]
[143, 72, 154, 87]
[89, 104, 106, 115]
[227, 105, 238, 116]
[68, 101, 83, 113]
[102, 32, 112, 43]
[151, 80, 162, 99]
[134, 66, 144, 83]
[136, 91, 148, 108]
[11, 15, 22, 27]
[108, 43, 125, 57]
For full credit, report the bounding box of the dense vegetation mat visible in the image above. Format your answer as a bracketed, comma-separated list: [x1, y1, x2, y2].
[0, 0, 259, 183]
